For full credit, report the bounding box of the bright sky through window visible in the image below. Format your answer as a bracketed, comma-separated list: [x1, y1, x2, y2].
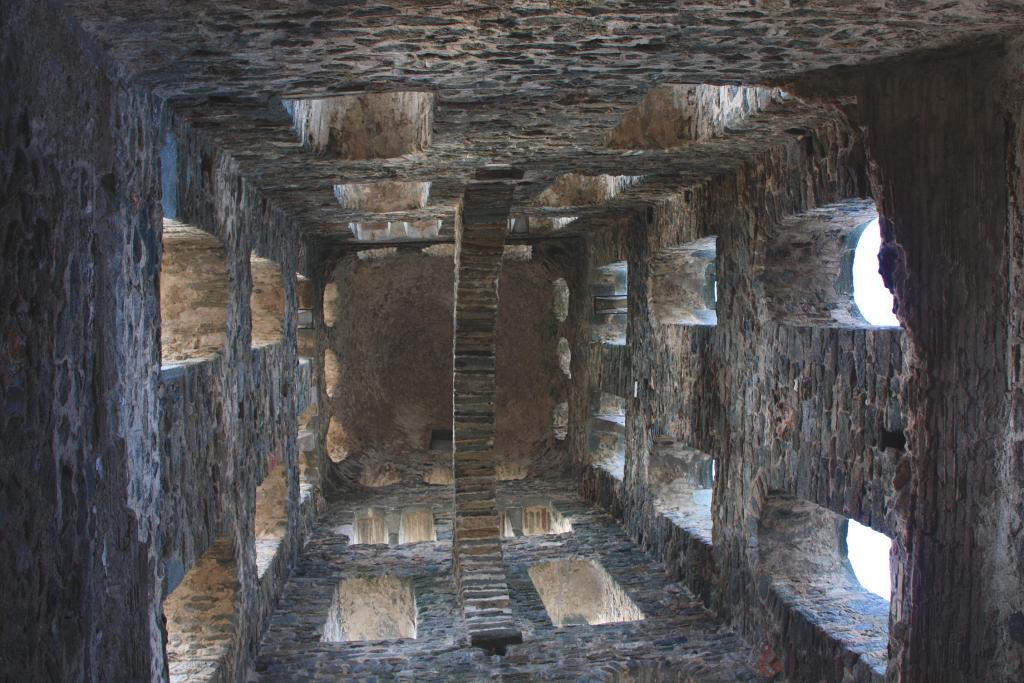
[847, 519, 892, 601]
[853, 220, 900, 326]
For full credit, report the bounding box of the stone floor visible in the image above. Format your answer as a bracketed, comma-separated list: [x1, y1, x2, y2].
[252, 479, 762, 682]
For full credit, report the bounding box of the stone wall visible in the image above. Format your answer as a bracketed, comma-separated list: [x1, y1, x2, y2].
[162, 107, 318, 680]
[573, 96, 909, 682]
[1, 3, 322, 680]
[253, 479, 763, 681]
[0, 1, 165, 678]
[852, 43, 1024, 682]
[321, 244, 574, 489]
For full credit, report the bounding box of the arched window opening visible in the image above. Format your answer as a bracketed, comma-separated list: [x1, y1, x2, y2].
[250, 253, 285, 347]
[846, 519, 893, 601]
[588, 392, 626, 479]
[760, 200, 901, 329]
[757, 495, 891, 677]
[557, 337, 572, 378]
[351, 507, 389, 545]
[326, 414, 348, 463]
[323, 280, 341, 328]
[648, 237, 717, 326]
[160, 220, 229, 365]
[853, 219, 900, 327]
[591, 261, 627, 345]
[552, 278, 570, 322]
[324, 348, 341, 401]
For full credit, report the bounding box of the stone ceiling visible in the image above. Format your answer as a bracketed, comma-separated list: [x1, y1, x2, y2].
[65, 0, 1024, 260]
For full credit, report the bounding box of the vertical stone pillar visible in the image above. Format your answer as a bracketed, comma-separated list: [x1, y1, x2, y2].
[857, 46, 1024, 681]
[452, 167, 523, 652]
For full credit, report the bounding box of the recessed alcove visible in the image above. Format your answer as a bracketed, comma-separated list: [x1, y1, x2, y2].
[606, 84, 783, 149]
[648, 237, 718, 326]
[283, 91, 433, 160]
[321, 576, 417, 642]
[398, 507, 436, 544]
[349, 215, 404, 241]
[250, 253, 285, 347]
[552, 401, 569, 441]
[351, 507, 389, 545]
[757, 495, 891, 675]
[163, 537, 238, 682]
[297, 403, 319, 509]
[326, 414, 348, 463]
[296, 272, 314, 336]
[160, 220, 230, 364]
[759, 200, 901, 329]
[591, 262, 628, 345]
[531, 174, 642, 230]
[550, 216, 579, 230]
[557, 337, 571, 377]
[528, 559, 644, 627]
[648, 438, 715, 543]
[349, 506, 437, 546]
[254, 461, 288, 580]
[500, 501, 572, 538]
[323, 281, 341, 328]
[428, 428, 453, 452]
[339, 179, 440, 240]
[589, 393, 626, 479]
[324, 348, 341, 400]
[537, 173, 642, 207]
[552, 278, 570, 322]
[334, 180, 430, 212]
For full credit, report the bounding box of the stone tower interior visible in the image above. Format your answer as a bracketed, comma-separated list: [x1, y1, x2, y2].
[3, 2, 1024, 682]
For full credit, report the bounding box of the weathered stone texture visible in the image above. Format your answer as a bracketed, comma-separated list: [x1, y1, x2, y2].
[6, 3, 1024, 682]
[853, 44, 1024, 681]
[253, 480, 764, 681]
[162, 111, 318, 682]
[284, 92, 433, 160]
[451, 176, 521, 650]
[759, 199, 880, 328]
[573, 87, 907, 682]
[1, 1, 165, 679]
[321, 247, 572, 490]
[606, 85, 783, 150]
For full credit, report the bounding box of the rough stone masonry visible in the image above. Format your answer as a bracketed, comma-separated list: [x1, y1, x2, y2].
[2, 2, 1024, 683]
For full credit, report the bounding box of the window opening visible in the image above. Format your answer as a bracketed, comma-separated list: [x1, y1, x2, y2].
[591, 261, 628, 345]
[160, 129, 178, 220]
[846, 519, 892, 601]
[853, 219, 899, 327]
[163, 537, 237, 681]
[322, 576, 417, 642]
[429, 428, 453, 452]
[528, 559, 644, 627]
